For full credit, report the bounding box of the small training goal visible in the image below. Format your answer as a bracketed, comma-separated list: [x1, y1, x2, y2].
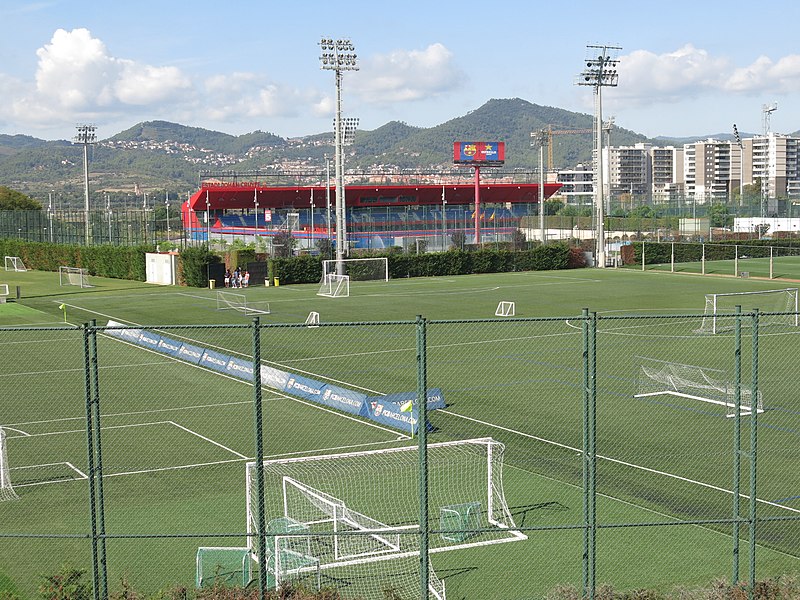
[4, 256, 27, 272]
[216, 291, 270, 316]
[697, 288, 799, 334]
[0, 428, 19, 502]
[59, 266, 93, 288]
[634, 357, 764, 417]
[317, 274, 349, 298]
[495, 301, 515, 317]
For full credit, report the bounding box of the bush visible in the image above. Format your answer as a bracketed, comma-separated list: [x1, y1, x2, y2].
[179, 246, 221, 287]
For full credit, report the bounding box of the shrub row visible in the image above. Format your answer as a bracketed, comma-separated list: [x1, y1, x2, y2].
[266, 244, 581, 286]
[0, 239, 154, 281]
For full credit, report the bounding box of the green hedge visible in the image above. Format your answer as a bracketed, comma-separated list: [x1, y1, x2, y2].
[266, 244, 576, 285]
[0, 239, 154, 281]
[179, 246, 221, 287]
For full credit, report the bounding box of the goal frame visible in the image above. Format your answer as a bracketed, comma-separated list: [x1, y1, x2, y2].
[495, 301, 515, 317]
[4, 256, 26, 272]
[216, 291, 271, 316]
[58, 266, 93, 288]
[698, 288, 799, 334]
[634, 357, 764, 418]
[0, 428, 19, 502]
[317, 274, 349, 298]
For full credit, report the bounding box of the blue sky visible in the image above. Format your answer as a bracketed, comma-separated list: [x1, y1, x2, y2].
[1, 0, 799, 142]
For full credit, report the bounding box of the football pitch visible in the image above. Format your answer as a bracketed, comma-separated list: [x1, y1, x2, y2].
[1, 267, 799, 599]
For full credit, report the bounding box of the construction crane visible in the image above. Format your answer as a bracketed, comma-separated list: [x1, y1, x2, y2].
[545, 125, 593, 170]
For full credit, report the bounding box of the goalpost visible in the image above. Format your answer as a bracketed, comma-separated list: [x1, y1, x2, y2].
[634, 357, 764, 417]
[317, 274, 349, 298]
[216, 291, 271, 316]
[321, 258, 388, 283]
[697, 288, 798, 334]
[246, 437, 524, 561]
[0, 428, 19, 502]
[4, 256, 27, 272]
[495, 301, 515, 317]
[58, 266, 93, 288]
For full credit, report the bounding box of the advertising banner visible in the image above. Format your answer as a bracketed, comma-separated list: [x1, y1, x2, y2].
[177, 342, 205, 365]
[260, 364, 290, 391]
[137, 330, 162, 351]
[318, 383, 366, 416]
[453, 141, 505, 165]
[226, 356, 254, 381]
[156, 336, 182, 358]
[361, 399, 420, 435]
[376, 388, 446, 411]
[199, 349, 232, 374]
[284, 374, 325, 402]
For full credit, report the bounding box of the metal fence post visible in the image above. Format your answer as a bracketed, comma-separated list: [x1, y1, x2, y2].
[82, 323, 101, 600]
[582, 309, 597, 599]
[748, 310, 759, 600]
[89, 320, 108, 599]
[417, 315, 429, 600]
[251, 317, 267, 600]
[732, 307, 742, 583]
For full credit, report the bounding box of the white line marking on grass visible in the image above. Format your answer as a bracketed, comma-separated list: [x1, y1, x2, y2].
[168, 421, 248, 459]
[10, 461, 89, 487]
[2, 427, 30, 436]
[0, 360, 173, 379]
[442, 408, 800, 515]
[14, 421, 177, 439]
[105, 457, 247, 478]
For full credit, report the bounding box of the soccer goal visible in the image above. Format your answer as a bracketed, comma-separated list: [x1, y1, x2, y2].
[216, 291, 271, 316]
[246, 437, 525, 571]
[634, 357, 764, 417]
[304, 311, 320, 327]
[495, 301, 515, 317]
[322, 257, 389, 283]
[4, 256, 26, 272]
[59, 266, 93, 288]
[697, 288, 799, 334]
[0, 428, 19, 502]
[317, 274, 349, 298]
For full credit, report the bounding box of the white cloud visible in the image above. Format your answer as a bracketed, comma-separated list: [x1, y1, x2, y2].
[351, 43, 466, 104]
[615, 44, 730, 104]
[201, 72, 315, 121]
[726, 54, 800, 93]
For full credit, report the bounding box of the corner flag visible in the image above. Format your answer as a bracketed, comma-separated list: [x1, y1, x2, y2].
[400, 399, 413, 412]
[58, 303, 67, 323]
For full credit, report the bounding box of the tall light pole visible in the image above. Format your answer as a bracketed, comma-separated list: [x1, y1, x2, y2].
[441, 186, 447, 250]
[106, 193, 112, 244]
[578, 45, 620, 268]
[733, 124, 744, 205]
[531, 129, 549, 244]
[205, 190, 211, 247]
[74, 124, 97, 245]
[761, 103, 777, 220]
[325, 155, 332, 257]
[310, 188, 315, 252]
[320, 37, 358, 274]
[165, 191, 171, 242]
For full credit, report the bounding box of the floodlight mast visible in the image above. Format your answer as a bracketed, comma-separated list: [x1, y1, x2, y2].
[531, 129, 549, 245]
[577, 45, 620, 268]
[761, 103, 777, 220]
[74, 124, 97, 245]
[320, 38, 358, 275]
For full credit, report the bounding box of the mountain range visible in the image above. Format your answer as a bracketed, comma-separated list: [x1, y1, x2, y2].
[0, 98, 785, 204]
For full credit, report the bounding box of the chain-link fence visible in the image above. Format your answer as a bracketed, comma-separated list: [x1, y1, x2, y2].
[1, 313, 799, 599]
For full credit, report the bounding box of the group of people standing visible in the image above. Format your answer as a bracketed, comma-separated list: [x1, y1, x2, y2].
[224, 267, 250, 288]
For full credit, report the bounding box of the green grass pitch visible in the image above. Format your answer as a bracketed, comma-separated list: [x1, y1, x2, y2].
[0, 266, 799, 599]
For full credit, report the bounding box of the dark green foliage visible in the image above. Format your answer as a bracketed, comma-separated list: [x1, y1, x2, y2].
[266, 244, 576, 284]
[38, 565, 92, 600]
[0, 187, 41, 210]
[0, 239, 153, 280]
[271, 231, 295, 258]
[179, 246, 220, 287]
[629, 239, 800, 265]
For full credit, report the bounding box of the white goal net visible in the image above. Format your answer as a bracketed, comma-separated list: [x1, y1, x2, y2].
[4, 256, 27, 272]
[317, 274, 349, 298]
[245, 438, 523, 598]
[216, 291, 270, 316]
[322, 258, 388, 283]
[634, 358, 764, 417]
[58, 266, 93, 288]
[697, 288, 798, 334]
[0, 428, 19, 502]
[495, 301, 515, 317]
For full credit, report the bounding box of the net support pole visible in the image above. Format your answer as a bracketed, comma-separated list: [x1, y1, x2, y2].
[82, 323, 102, 600]
[671, 242, 675, 272]
[252, 317, 268, 600]
[732, 306, 742, 583]
[702, 244, 706, 275]
[769, 246, 774, 279]
[416, 315, 429, 600]
[735, 245, 739, 278]
[473, 166, 481, 246]
[641, 241, 645, 271]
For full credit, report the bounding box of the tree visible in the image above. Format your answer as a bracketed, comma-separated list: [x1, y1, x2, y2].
[708, 203, 733, 228]
[450, 229, 466, 250]
[0, 186, 41, 210]
[511, 228, 527, 250]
